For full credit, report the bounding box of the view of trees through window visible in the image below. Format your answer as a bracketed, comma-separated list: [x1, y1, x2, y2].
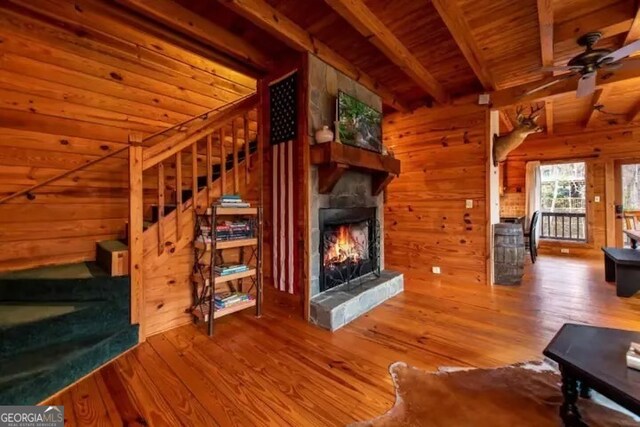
[539, 162, 586, 241]
[622, 164, 640, 212]
[540, 162, 586, 213]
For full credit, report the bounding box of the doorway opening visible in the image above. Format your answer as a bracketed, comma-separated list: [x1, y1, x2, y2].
[620, 163, 640, 247]
[539, 162, 587, 242]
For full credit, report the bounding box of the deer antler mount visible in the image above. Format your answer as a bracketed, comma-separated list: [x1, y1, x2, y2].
[493, 104, 544, 166]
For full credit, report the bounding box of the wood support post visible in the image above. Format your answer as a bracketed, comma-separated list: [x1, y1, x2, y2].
[157, 162, 165, 256]
[176, 151, 183, 241]
[372, 172, 395, 196]
[191, 143, 198, 209]
[317, 163, 348, 194]
[220, 128, 227, 195]
[206, 134, 213, 202]
[128, 134, 145, 341]
[233, 118, 239, 194]
[244, 113, 251, 185]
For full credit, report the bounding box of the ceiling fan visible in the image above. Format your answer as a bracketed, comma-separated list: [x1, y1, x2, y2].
[525, 32, 640, 98]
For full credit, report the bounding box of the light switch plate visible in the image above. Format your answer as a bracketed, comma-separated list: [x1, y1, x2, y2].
[561, 248, 570, 254]
[432, 266, 441, 274]
[466, 199, 474, 209]
[594, 196, 601, 203]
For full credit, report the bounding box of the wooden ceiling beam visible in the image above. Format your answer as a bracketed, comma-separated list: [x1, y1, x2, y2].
[8, 0, 259, 83]
[115, 0, 273, 72]
[544, 99, 554, 135]
[489, 67, 640, 108]
[537, 0, 554, 68]
[554, 2, 635, 45]
[584, 87, 610, 128]
[625, 4, 640, 46]
[323, 0, 448, 103]
[218, 0, 410, 111]
[627, 99, 640, 122]
[430, 0, 495, 90]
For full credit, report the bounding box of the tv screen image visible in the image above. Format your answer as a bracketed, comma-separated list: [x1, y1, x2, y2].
[337, 91, 382, 153]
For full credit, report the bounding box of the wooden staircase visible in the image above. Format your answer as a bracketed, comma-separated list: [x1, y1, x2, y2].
[94, 138, 259, 276]
[0, 93, 262, 342]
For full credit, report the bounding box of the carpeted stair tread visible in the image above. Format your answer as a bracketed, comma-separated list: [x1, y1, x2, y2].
[0, 326, 138, 405]
[0, 276, 130, 302]
[0, 302, 93, 329]
[0, 272, 136, 404]
[97, 240, 128, 252]
[0, 262, 107, 280]
[0, 332, 111, 384]
[0, 300, 129, 359]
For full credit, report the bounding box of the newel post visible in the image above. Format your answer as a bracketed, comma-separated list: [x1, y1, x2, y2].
[128, 133, 145, 342]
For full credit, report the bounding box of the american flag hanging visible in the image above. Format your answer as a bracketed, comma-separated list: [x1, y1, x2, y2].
[269, 72, 298, 294]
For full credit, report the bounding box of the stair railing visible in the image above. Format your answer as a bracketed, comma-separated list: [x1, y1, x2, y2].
[128, 93, 259, 338]
[0, 93, 257, 206]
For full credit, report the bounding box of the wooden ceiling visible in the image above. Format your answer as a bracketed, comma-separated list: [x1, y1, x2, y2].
[11, 0, 639, 133]
[151, 0, 639, 131]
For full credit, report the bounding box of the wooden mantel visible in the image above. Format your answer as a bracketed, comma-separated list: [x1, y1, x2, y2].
[310, 142, 401, 195]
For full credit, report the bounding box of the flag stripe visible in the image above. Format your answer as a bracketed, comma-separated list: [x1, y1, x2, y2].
[278, 143, 286, 292]
[287, 140, 294, 294]
[272, 144, 278, 289]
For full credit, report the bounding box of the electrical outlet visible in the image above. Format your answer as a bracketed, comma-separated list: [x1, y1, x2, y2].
[560, 248, 570, 254]
[465, 199, 474, 209]
[594, 196, 601, 203]
[432, 266, 441, 274]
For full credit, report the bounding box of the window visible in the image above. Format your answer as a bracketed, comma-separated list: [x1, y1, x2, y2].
[539, 162, 587, 241]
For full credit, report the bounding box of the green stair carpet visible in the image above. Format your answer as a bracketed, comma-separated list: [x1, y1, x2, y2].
[0, 263, 138, 405]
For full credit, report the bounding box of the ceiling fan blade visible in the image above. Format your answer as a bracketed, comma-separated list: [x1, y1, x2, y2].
[600, 39, 640, 63]
[523, 73, 576, 96]
[617, 59, 640, 70]
[540, 65, 582, 72]
[576, 73, 596, 98]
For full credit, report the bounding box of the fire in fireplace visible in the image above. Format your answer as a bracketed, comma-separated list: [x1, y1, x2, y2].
[319, 207, 379, 292]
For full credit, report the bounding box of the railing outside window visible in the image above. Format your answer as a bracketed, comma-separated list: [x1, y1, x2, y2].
[540, 212, 587, 241]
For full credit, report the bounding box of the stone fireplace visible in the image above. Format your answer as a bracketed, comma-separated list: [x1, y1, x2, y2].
[307, 54, 403, 331]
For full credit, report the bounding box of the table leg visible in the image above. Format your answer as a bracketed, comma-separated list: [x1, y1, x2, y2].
[615, 264, 640, 297]
[604, 254, 616, 282]
[632, 238, 638, 250]
[560, 366, 587, 427]
[578, 381, 591, 399]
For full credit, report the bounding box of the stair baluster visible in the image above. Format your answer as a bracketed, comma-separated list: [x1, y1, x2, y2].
[176, 151, 183, 241]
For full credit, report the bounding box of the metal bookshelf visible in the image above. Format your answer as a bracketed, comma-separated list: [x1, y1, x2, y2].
[190, 204, 263, 336]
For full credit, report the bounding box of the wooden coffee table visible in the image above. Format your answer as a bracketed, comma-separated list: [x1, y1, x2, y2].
[543, 324, 640, 426]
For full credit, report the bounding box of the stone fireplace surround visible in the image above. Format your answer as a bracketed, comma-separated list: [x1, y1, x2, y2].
[307, 54, 403, 331]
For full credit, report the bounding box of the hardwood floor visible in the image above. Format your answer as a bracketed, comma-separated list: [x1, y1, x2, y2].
[45, 255, 640, 426]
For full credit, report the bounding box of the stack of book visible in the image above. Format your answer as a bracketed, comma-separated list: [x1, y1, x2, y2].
[214, 292, 253, 309]
[216, 220, 252, 241]
[627, 342, 640, 371]
[215, 264, 249, 276]
[217, 194, 250, 208]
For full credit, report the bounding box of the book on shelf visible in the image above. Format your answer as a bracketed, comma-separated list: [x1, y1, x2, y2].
[220, 194, 241, 200]
[215, 264, 249, 275]
[219, 202, 251, 208]
[214, 292, 253, 309]
[627, 342, 640, 371]
[216, 194, 251, 208]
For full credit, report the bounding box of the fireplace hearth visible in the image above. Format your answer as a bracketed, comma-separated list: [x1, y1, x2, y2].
[319, 207, 380, 292]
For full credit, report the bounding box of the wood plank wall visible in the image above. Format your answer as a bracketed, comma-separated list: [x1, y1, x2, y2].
[503, 127, 640, 257]
[383, 104, 489, 286]
[0, 0, 254, 272]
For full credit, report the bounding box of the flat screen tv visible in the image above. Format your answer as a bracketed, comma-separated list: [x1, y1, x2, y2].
[336, 91, 382, 153]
